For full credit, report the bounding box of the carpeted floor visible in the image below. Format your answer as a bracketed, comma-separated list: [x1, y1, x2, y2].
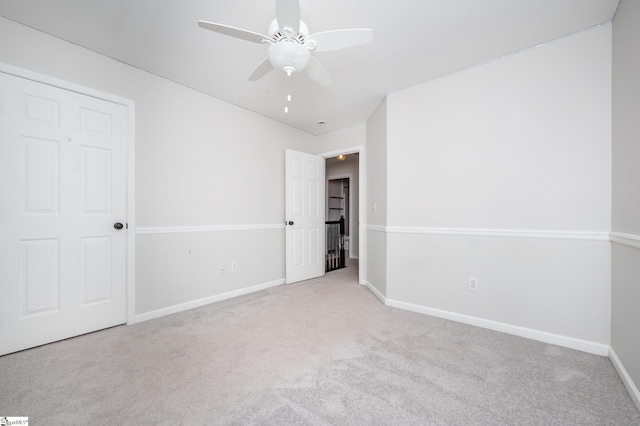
[1, 261, 639, 425]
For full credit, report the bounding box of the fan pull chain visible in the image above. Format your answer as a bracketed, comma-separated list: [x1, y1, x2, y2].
[284, 73, 292, 113]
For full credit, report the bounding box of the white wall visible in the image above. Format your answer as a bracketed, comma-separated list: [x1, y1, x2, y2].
[315, 124, 365, 155]
[384, 25, 612, 352]
[387, 26, 611, 231]
[0, 17, 316, 319]
[611, 0, 640, 409]
[365, 99, 388, 299]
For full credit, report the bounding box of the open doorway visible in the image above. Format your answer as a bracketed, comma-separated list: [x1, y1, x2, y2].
[325, 153, 360, 277]
[327, 177, 348, 272]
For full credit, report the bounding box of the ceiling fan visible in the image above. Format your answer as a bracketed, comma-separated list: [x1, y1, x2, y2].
[197, 0, 374, 86]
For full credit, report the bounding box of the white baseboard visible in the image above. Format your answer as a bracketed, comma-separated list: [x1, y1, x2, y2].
[385, 298, 610, 356]
[135, 278, 285, 323]
[609, 347, 640, 413]
[365, 281, 387, 304]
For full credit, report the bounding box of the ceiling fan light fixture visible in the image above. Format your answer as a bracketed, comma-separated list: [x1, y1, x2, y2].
[198, 2, 373, 87]
[268, 40, 311, 75]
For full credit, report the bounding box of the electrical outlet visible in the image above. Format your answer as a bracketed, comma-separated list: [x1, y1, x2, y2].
[231, 261, 238, 272]
[468, 277, 479, 292]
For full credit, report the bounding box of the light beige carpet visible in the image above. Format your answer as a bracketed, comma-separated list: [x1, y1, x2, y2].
[1, 261, 639, 425]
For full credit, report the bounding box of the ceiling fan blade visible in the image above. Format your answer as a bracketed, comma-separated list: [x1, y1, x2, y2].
[276, 0, 300, 34]
[248, 58, 274, 81]
[308, 29, 374, 52]
[305, 57, 332, 86]
[198, 20, 269, 44]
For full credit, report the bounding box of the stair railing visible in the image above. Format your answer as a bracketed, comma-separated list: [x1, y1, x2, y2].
[325, 216, 345, 272]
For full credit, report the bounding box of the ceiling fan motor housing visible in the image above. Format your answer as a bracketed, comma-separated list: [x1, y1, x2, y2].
[268, 19, 309, 40]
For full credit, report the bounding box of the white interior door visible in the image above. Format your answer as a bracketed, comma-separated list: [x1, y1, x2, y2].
[0, 72, 128, 355]
[285, 149, 325, 284]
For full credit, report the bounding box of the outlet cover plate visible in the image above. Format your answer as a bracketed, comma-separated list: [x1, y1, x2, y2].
[468, 277, 479, 291]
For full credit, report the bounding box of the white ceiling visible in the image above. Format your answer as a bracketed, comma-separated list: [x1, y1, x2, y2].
[0, 0, 619, 135]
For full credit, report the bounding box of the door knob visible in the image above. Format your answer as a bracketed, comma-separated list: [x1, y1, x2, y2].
[288, 221, 294, 226]
[114, 222, 124, 230]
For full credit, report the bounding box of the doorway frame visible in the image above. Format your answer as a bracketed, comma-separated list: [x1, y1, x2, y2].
[319, 145, 366, 286]
[0, 61, 137, 325]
